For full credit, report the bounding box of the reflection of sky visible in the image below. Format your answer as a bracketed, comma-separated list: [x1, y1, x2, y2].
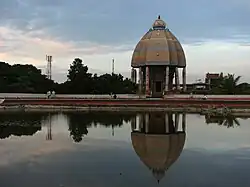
[86, 113, 250, 151]
[0, 113, 250, 187]
[185, 114, 250, 151]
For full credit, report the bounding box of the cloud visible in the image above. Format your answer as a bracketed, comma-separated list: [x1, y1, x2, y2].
[0, 0, 249, 83]
[0, 0, 249, 45]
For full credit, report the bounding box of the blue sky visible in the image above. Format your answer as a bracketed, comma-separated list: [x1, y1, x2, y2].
[0, 0, 250, 82]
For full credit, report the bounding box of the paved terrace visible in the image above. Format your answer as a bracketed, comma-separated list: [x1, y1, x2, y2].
[1, 93, 250, 100]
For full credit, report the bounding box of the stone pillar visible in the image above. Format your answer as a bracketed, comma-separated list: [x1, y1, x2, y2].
[182, 67, 187, 92]
[139, 114, 143, 132]
[165, 113, 169, 133]
[165, 66, 169, 93]
[131, 68, 134, 82]
[139, 67, 143, 95]
[134, 69, 137, 84]
[145, 113, 149, 133]
[145, 66, 150, 96]
[175, 67, 180, 90]
[174, 113, 179, 132]
[131, 68, 137, 83]
[131, 116, 136, 131]
[182, 113, 186, 132]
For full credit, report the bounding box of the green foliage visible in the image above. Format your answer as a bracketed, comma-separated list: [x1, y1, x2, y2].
[0, 59, 137, 94]
[0, 62, 55, 93]
[211, 73, 250, 94]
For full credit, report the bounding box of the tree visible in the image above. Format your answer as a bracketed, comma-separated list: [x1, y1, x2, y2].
[221, 74, 243, 94]
[66, 58, 93, 94]
[211, 73, 250, 94]
[0, 62, 55, 93]
[67, 58, 90, 81]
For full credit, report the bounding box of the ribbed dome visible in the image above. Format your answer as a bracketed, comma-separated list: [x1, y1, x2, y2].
[131, 16, 186, 68]
[131, 132, 185, 181]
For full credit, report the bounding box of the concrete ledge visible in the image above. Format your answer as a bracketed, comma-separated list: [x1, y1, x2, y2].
[1, 105, 250, 116]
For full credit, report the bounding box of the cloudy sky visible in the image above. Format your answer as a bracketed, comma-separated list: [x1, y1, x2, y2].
[0, 0, 250, 83]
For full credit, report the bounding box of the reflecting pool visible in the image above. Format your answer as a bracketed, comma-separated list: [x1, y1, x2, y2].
[0, 111, 250, 187]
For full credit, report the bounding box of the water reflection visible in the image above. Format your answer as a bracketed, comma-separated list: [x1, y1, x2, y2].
[205, 114, 242, 128]
[0, 111, 248, 141]
[0, 111, 250, 186]
[131, 112, 186, 183]
[66, 112, 135, 142]
[0, 112, 47, 139]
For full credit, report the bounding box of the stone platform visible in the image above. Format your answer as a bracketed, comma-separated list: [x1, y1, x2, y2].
[1, 94, 250, 113]
[1, 96, 250, 108]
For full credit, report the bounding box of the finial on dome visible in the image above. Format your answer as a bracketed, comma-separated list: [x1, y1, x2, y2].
[152, 15, 166, 29]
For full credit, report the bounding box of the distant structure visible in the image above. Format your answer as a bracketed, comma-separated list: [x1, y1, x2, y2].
[46, 55, 52, 80]
[112, 58, 115, 74]
[188, 72, 222, 94]
[131, 112, 186, 183]
[205, 72, 222, 90]
[131, 15, 186, 97]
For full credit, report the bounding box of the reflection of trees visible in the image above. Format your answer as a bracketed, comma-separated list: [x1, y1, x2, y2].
[205, 115, 241, 128]
[89, 112, 134, 127]
[66, 112, 135, 143]
[0, 112, 47, 139]
[0, 126, 41, 139]
[0, 112, 48, 126]
[67, 113, 89, 143]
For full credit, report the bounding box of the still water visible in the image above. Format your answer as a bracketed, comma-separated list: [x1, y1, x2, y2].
[0, 111, 250, 187]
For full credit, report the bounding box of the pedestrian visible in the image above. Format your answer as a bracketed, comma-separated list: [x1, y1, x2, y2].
[47, 91, 51, 99]
[52, 91, 56, 98]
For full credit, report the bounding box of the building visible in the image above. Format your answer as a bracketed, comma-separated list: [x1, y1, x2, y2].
[131, 112, 186, 183]
[205, 73, 223, 90]
[131, 15, 187, 98]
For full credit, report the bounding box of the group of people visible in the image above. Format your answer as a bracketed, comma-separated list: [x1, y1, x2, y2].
[46, 91, 56, 98]
[109, 93, 117, 99]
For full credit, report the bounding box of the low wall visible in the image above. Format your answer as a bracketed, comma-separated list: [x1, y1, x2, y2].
[1, 98, 250, 114]
[2, 98, 250, 106]
[1, 105, 250, 115]
[1, 93, 250, 99]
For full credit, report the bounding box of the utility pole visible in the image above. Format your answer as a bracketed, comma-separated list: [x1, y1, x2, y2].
[112, 58, 115, 74]
[46, 55, 52, 80]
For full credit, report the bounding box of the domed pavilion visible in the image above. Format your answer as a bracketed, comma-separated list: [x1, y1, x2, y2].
[131, 16, 187, 97]
[131, 112, 186, 183]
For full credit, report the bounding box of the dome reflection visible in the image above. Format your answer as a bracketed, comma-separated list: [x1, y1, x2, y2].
[131, 112, 186, 183]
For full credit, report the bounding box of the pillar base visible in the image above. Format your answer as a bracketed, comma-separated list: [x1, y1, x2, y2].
[164, 89, 175, 95]
[145, 91, 151, 98]
[175, 90, 181, 94]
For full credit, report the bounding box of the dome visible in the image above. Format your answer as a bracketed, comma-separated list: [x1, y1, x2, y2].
[152, 15, 167, 29]
[131, 16, 186, 68]
[131, 132, 185, 182]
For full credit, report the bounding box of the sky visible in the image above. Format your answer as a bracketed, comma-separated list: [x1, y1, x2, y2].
[0, 0, 250, 83]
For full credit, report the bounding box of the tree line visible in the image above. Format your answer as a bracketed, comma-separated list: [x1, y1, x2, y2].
[0, 112, 136, 142]
[0, 58, 137, 94]
[1, 57, 250, 94]
[193, 73, 250, 95]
